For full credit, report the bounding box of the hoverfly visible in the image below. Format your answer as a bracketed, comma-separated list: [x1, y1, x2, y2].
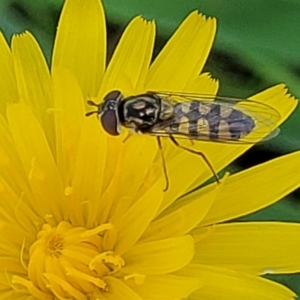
[86, 90, 280, 191]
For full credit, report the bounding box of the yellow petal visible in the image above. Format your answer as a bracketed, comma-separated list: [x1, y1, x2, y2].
[67, 117, 107, 226]
[105, 135, 159, 205]
[52, 68, 85, 186]
[157, 148, 217, 212]
[98, 17, 155, 98]
[193, 222, 300, 274]
[0, 272, 33, 299]
[7, 104, 65, 221]
[184, 72, 219, 95]
[179, 264, 296, 300]
[0, 115, 33, 197]
[199, 150, 300, 225]
[146, 12, 216, 91]
[113, 180, 164, 254]
[141, 183, 219, 242]
[123, 236, 193, 274]
[0, 257, 26, 276]
[127, 274, 200, 300]
[104, 277, 142, 300]
[52, 0, 106, 97]
[0, 178, 37, 238]
[0, 32, 18, 115]
[250, 84, 297, 125]
[11, 31, 55, 152]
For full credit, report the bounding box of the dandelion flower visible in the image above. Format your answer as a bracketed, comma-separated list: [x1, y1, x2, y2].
[0, 0, 300, 299]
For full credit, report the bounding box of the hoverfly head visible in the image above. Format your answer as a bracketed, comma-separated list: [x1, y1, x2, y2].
[86, 90, 123, 136]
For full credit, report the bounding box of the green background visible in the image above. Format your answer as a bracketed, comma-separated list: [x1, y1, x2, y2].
[0, 0, 299, 294]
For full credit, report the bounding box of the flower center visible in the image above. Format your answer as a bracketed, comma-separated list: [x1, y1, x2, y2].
[12, 221, 125, 299]
[46, 234, 64, 258]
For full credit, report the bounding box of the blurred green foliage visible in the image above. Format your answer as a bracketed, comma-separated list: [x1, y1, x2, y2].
[0, 0, 300, 295]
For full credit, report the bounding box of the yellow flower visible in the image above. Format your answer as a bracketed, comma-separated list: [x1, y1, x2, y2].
[0, 0, 299, 299]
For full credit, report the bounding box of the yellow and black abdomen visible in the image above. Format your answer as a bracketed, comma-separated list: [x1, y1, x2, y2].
[163, 100, 256, 141]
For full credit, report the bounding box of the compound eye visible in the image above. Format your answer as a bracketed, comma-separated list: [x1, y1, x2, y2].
[99, 90, 123, 136]
[105, 90, 122, 102]
[100, 110, 120, 136]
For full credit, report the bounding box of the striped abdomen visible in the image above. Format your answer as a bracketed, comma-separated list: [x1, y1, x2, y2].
[165, 100, 256, 141]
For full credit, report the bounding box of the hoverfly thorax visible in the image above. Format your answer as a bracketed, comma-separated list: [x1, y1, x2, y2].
[120, 94, 174, 132]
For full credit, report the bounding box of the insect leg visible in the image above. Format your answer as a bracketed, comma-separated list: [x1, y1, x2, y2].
[122, 127, 139, 143]
[122, 132, 132, 143]
[169, 135, 220, 184]
[156, 136, 169, 192]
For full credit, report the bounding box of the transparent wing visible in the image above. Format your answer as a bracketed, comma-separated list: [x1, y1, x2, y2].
[147, 91, 281, 144]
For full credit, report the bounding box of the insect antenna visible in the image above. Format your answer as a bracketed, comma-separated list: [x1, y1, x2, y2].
[85, 110, 99, 117]
[157, 136, 169, 192]
[87, 100, 99, 107]
[169, 135, 220, 184]
[85, 100, 101, 117]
